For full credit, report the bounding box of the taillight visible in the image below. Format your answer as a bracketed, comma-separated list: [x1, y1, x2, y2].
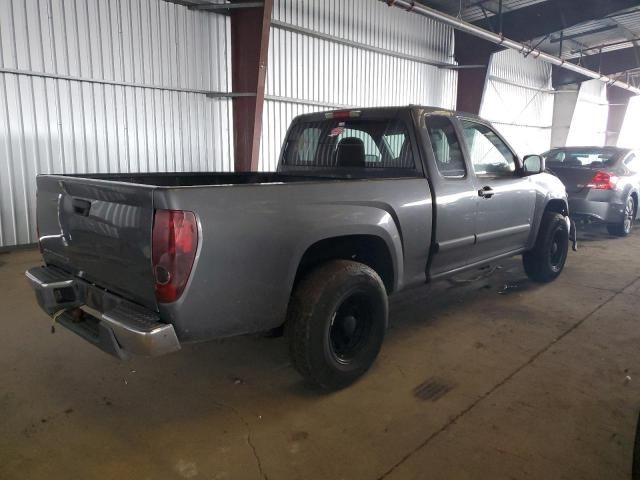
[152, 209, 198, 303]
[586, 171, 618, 190]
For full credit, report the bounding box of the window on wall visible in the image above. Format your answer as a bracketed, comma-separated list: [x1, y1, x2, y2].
[618, 96, 640, 149]
[282, 116, 417, 172]
[424, 115, 466, 178]
[624, 154, 640, 173]
[460, 120, 516, 177]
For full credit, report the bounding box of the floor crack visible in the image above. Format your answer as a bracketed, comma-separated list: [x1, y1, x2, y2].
[212, 400, 268, 480]
[375, 275, 640, 480]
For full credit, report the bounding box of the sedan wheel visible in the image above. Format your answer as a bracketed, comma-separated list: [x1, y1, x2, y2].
[607, 196, 636, 237]
[624, 198, 635, 234]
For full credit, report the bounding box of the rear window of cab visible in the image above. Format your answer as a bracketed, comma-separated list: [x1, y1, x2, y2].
[282, 114, 417, 171]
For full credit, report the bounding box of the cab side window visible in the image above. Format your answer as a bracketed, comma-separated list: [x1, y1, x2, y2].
[424, 115, 466, 178]
[460, 120, 516, 177]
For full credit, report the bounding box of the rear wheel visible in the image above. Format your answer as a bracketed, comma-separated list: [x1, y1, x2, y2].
[286, 260, 388, 391]
[523, 212, 569, 283]
[607, 196, 636, 237]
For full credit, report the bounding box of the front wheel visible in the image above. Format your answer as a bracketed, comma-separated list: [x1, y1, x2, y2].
[286, 260, 388, 391]
[607, 196, 636, 237]
[523, 212, 569, 283]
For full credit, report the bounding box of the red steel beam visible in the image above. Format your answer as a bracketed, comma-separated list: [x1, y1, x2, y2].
[454, 31, 500, 115]
[230, 0, 273, 171]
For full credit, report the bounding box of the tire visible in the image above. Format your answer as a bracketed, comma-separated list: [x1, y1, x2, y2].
[286, 260, 388, 390]
[606, 196, 636, 237]
[523, 211, 569, 283]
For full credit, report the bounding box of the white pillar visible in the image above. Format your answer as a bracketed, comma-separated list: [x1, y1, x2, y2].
[550, 84, 580, 148]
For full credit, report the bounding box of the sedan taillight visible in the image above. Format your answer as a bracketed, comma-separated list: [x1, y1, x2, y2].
[152, 209, 198, 303]
[586, 171, 618, 190]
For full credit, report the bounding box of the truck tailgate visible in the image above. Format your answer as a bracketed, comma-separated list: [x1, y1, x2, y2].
[36, 175, 157, 310]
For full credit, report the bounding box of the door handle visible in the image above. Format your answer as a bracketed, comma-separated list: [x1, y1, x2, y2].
[72, 198, 92, 216]
[478, 186, 495, 199]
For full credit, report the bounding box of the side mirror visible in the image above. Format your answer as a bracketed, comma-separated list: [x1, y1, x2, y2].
[523, 155, 545, 176]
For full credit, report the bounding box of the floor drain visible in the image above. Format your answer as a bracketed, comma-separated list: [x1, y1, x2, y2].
[413, 377, 455, 402]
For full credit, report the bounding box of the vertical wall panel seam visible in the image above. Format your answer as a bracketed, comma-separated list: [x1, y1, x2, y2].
[73, 0, 89, 173]
[10, 0, 33, 242]
[36, 0, 54, 173]
[60, 0, 79, 173]
[0, 74, 18, 245]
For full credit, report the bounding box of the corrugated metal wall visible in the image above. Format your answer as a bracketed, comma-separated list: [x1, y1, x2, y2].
[566, 79, 608, 147]
[480, 49, 554, 157]
[0, 0, 232, 248]
[259, 0, 458, 171]
[0, 0, 574, 248]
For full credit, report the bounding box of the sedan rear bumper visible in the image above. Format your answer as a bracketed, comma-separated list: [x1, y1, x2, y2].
[25, 266, 181, 359]
[568, 198, 626, 224]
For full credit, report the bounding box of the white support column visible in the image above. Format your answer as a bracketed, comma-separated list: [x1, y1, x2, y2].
[550, 84, 580, 148]
[606, 87, 635, 147]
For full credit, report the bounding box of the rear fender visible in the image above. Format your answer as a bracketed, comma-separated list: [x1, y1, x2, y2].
[287, 204, 404, 296]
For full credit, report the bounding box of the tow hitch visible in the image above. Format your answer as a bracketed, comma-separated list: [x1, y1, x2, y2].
[570, 218, 578, 252]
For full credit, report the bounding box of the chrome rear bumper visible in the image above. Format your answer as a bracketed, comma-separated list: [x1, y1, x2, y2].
[25, 266, 181, 359]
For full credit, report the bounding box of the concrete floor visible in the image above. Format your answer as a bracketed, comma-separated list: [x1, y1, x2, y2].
[1, 224, 640, 480]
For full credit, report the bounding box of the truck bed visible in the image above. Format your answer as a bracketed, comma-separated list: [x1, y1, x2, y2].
[63, 172, 326, 187]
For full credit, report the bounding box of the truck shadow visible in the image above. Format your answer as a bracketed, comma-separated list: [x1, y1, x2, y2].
[36, 223, 634, 411]
[34, 228, 611, 428]
[36, 256, 537, 412]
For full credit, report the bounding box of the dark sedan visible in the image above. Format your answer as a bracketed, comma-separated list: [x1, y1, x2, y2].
[542, 147, 640, 236]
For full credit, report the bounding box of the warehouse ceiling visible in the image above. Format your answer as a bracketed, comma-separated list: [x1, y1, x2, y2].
[420, 0, 640, 88]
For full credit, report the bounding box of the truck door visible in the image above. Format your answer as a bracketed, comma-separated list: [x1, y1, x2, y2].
[422, 114, 479, 277]
[458, 118, 536, 259]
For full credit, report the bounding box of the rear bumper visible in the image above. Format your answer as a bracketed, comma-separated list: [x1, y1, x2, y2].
[568, 198, 625, 224]
[25, 266, 181, 359]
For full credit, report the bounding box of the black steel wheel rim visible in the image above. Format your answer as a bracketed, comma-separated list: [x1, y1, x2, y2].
[329, 293, 373, 365]
[549, 228, 567, 272]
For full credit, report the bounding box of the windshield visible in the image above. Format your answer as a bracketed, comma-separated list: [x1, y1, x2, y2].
[281, 115, 416, 172]
[542, 148, 621, 169]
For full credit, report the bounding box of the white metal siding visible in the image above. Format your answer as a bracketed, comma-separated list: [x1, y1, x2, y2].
[0, 0, 232, 248]
[566, 79, 608, 147]
[480, 49, 554, 157]
[259, 0, 458, 171]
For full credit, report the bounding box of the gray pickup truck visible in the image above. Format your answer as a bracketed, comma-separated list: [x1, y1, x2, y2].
[27, 106, 571, 390]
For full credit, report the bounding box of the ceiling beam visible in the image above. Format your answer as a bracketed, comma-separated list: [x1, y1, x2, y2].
[190, 1, 264, 11]
[549, 24, 618, 43]
[472, 0, 640, 42]
[552, 45, 640, 87]
[385, 0, 640, 94]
